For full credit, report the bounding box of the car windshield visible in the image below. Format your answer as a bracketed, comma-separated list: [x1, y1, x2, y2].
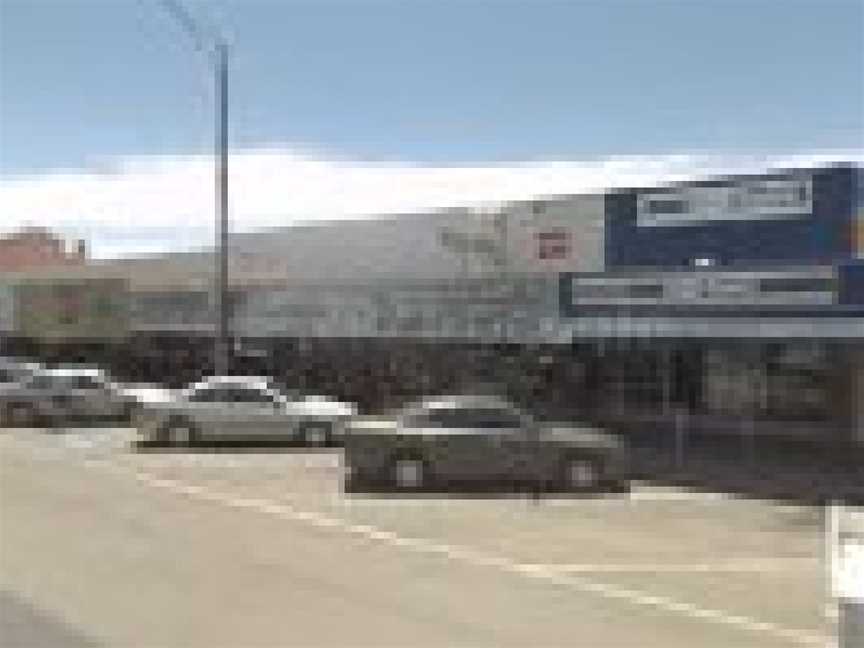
[188, 384, 278, 404]
[0, 366, 33, 384]
[27, 374, 103, 390]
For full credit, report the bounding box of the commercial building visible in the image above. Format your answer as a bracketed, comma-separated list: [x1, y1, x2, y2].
[557, 163, 863, 450]
[1, 163, 861, 449]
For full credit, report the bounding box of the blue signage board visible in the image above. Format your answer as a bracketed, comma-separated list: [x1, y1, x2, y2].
[604, 164, 859, 269]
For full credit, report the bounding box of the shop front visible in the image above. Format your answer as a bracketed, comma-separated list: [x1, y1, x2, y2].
[557, 266, 864, 449]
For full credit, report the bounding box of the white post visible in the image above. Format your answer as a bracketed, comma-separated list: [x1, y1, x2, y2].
[663, 348, 685, 469]
[743, 351, 762, 467]
[829, 502, 864, 647]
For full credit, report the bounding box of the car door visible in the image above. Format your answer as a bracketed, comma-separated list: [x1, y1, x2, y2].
[50, 376, 96, 421]
[426, 408, 528, 481]
[211, 385, 291, 441]
[72, 375, 120, 421]
[29, 375, 67, 418]
[183, 386, 237, 439]
[470, 408, 537, 481]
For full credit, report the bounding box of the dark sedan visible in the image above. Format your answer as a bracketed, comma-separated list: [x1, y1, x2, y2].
[343, 395, 631, 494]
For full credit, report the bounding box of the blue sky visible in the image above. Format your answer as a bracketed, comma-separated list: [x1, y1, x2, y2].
[1, 0, 862, 257]
[2, 0, 862, 173]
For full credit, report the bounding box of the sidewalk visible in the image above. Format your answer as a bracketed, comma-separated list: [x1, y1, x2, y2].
[626, 444, 863, 504]
[597, 410, 863, 504]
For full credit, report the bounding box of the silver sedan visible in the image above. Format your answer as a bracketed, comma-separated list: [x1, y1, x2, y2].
[135, 376, 358, 447]
[0, 367, 137, 427]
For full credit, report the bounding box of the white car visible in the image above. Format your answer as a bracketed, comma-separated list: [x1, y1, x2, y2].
[0, 357, 42, 390]
[136, 375, 358, 447]
[1, 366, 138, 427]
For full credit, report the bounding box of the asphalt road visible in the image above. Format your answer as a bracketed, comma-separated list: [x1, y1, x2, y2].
[0, 427, 834, 648]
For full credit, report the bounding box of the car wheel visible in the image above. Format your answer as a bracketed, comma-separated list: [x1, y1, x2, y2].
[161, 419, 199, 448]
[605, 480, 632, 495]
[389, 456, 428, 491]
[120, 402, 137, 425]
[300, 422, 331, 448]
[559, 456, 602, 492]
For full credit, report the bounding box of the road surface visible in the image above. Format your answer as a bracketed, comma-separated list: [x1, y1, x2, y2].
[1, 427, 832, 647]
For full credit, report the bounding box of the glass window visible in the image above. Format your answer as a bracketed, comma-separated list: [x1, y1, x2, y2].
[408, 408, 523, 429]
[71, 376, 101, 390]
[28, 375, 62, 390]
[0, 368, 26, 384]
[189, 385, 277, 404]
[188, 387, 230, 403]
[226, 387, 277, 404]
[759, 277, 835, 293]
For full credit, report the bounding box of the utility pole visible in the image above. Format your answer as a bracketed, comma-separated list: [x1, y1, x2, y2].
[215, 40, 230, 376]
[159, 0, 232, 376]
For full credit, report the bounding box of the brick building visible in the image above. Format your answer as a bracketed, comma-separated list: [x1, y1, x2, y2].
[0, 227, 87, 272]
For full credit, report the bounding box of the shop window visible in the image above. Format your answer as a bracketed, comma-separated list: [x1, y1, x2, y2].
[759, 277, 836, 293]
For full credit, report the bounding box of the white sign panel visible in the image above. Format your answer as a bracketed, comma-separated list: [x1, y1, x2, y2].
[569, 271, 835, 307]
[637, 177, 813, 227]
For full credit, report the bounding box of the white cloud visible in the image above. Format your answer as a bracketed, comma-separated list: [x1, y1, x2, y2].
[1, 146, 861, 259]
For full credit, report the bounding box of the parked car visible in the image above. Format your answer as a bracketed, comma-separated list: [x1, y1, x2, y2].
[0, 358, 41, 390]
[0, 367, 139, 427]
[135, 375, 358, 447]
[113, 382, 178, 406]
[343, 395, 631, 493]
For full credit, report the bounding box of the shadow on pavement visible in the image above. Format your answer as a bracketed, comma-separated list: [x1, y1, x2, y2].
[133, 439, 339, 454]
[344, 477, 630, 500]
[0, 591, 103, 648]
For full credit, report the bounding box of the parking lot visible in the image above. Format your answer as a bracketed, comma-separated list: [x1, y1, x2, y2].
[1, 424, 834, 648]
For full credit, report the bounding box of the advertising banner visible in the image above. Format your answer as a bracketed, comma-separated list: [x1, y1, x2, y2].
[636, 177, 813, 227]
[564, 270, 838, 311]
[16, 278, 129, 341]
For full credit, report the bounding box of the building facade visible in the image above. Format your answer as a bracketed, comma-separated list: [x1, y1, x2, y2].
[558, 162, 863, 447]
[1, 164, 861, 445]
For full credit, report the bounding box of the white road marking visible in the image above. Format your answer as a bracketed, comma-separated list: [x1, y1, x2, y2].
[628, 488, 730, 501]
[543, 559, 821, 573]
[127, 469, 828, 648]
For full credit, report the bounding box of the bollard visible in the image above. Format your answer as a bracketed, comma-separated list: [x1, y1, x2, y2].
[673, 408, 686, 470]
